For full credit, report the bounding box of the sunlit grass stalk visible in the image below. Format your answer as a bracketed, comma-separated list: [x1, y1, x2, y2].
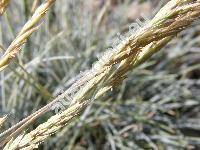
[0, 115, 7, 128]
[31, 0, 40, 14]
[0, 0, 56, 71]
[3, 0, 200, 149]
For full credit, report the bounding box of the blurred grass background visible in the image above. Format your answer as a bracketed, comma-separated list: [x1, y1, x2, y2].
[0, 0, 200, 149]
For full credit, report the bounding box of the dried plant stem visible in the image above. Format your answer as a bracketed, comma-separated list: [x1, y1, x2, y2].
[2, 0, 200, 149]
[31, 0, 40, 14]
[0, 115, 7, 128]
[0, 0, 56, 71]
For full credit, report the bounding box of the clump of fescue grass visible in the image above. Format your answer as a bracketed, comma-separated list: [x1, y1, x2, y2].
[0, 0, 199, 149]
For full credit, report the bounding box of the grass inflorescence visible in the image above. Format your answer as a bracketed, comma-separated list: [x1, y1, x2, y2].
[0, 0, 200, 149]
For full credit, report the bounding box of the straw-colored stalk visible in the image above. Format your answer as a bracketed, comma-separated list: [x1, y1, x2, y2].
[0, 115, 7, 128]
[0, 0, 56, 71]
[2, 0, 200, 149]
[0, 0, 10, 15]
[31, 0, 40, 14]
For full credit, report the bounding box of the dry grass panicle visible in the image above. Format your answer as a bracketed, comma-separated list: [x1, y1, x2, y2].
[0, 0, 56, 71]
[1, 0, 200, 149]
[0, 0, 200, 149]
